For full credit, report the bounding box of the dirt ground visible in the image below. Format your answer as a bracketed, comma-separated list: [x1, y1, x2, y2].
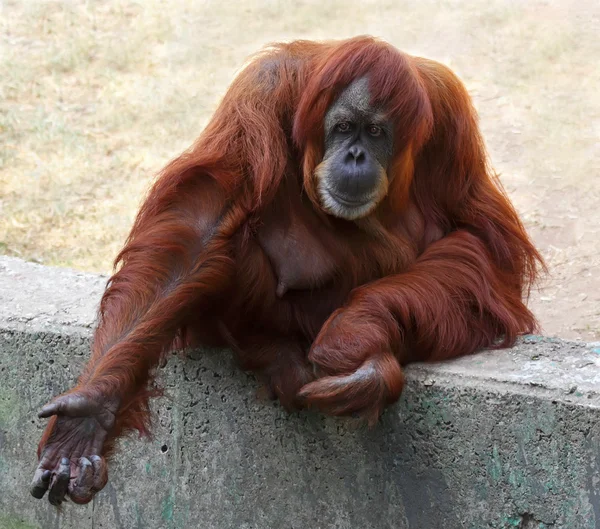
[1, 0, 598, 340]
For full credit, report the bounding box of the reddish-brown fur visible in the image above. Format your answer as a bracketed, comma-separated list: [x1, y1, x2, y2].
[38, 36, 542, 457]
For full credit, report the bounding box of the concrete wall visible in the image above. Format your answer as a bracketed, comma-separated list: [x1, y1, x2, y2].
[0, 255, 599, 529]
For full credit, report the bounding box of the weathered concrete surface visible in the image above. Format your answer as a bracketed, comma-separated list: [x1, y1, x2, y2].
[0, 255, 599, 529]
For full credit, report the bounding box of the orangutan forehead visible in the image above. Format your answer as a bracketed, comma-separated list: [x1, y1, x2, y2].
[336, 77, 372, 112]
[325, 77, 387, 126]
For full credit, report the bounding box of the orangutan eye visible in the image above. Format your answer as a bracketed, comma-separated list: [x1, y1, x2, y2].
[335, 122, 352, 133]
[367, 124, 382, 137]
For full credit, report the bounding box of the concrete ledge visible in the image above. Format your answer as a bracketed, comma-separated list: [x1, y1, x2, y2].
[1, 255, 599, 529]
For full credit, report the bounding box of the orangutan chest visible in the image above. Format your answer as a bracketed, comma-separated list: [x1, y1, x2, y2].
[256, 215, 339, 297]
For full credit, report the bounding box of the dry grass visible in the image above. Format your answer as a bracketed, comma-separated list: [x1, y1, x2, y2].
[1, 0, 599, 339]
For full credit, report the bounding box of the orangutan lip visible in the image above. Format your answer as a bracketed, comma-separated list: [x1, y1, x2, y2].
[328, 189, 371, 207]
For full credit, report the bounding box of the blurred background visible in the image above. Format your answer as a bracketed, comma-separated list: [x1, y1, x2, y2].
[1, 0, 598, 340]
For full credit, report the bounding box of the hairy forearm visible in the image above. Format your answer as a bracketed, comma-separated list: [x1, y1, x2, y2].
[76, 191, 244, 395]
[83, 237, 234, 392]
[343, 230, 537, 362]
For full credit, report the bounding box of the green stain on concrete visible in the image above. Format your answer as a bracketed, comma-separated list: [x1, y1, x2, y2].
[508, 468, 524, 488]
[421, 396, 448, 427]
[0, 388, 19, 430]
[145, 461, 152, 475]
[161, 490, 175, 523]
[523, 334, 544, 343]
[537, 407, 557, 436]
[487, 444, 503, 483]
[502, 517, 549, 528]
[0, 514, 39, 529]
[134, 503, 144, 526]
